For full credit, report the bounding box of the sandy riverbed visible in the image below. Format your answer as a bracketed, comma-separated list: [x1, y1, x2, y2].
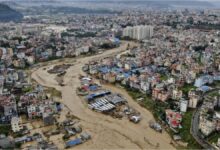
[31, 41, 175, 149]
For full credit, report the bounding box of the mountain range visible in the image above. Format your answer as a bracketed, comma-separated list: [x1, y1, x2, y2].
[0, 3, 23, 22]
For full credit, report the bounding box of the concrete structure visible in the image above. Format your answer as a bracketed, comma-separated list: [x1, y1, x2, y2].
[188, 90, 200, 108]
[172, 89, 183, 100]
[188, 96, 199, 108]
[180, 99, 188, 112]
[123, 25, 153, 40]
[11, 117, 23, 133]
[199, 117, 216, 136]
[43, 113, 55, 126]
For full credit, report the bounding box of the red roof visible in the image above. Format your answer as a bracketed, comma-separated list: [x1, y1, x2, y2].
[171, 120, 180, 128]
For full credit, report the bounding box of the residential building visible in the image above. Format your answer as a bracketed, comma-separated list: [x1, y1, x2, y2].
[180, 99, 188, 112]
[11, 117, 23, 133]
[165, 109, 182, 128]
[123, 25, 153, 40]
[199, 116, 216, 136]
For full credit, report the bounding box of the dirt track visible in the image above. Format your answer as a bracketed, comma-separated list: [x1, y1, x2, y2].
[31, 41, 175, 149]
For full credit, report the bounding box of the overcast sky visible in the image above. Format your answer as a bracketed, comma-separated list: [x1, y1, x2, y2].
[0, 0, 219, 3]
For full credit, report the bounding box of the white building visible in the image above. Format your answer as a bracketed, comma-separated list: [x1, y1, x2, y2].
[0, 76, 4, 95]
[199, 116, 215, 136]
[11, 117, 23, 133]
[180, 99, 188, 112]
[172, 89, 183, 100]
[123, 26, 133, 37]
[217, 138, 220, 147]
[123, 25, 153, 40]
[16, 26, 22, 36]
[188, 96, 199, 108]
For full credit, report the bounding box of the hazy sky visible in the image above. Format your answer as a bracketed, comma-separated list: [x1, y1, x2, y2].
[0, 0, 219, 3]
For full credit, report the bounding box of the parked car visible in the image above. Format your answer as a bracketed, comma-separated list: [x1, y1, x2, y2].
[129, 115, 141, 123]
[149, 121, 162, 133]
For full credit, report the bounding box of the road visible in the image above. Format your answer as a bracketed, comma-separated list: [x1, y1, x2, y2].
[191, 89, 220, 149]
[191, 109, 210, 148]
[31, 41, 174, 149]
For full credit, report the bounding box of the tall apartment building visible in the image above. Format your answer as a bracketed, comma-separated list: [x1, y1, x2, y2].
[123, 25, 153, 40]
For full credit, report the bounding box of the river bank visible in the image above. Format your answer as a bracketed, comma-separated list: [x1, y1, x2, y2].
[31, 41, 174, 149]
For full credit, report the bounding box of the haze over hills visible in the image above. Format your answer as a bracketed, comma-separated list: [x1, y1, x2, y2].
[0, 0, 217, 9]
[0, 3, 23, 22]
[0, 0, 218, 20]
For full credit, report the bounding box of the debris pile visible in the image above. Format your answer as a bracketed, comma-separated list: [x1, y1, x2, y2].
[78, 76, 141, 123]
[47, 64, 72, 75]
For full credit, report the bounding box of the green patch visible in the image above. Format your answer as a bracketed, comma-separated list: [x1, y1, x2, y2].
[208, 91, 220, 97]
[212, 81, 220, 88]
[22, 86, 33, 93]
[123, 85, 201, 149]
[180, 84, 196, 94]
[160, 74, 169, 81]
[124, 86, 167, 120]
[0, 125, 11, 136]
[45, 87, 62, 98]
[179, 110, 201, 149]
[206, 132, 220, 144]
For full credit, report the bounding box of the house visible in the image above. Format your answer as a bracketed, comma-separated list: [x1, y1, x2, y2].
[0, 48, 7, 60]
[11, 117, 23, 133]
[194, 75, 213, 87]
[27, 100, 57, 120]
[27, 104, 37, 119]
[89, 66, 98, 75]
[167, 77, 175, 84]
[124, 63, 131, 70]
[215, 119, 220, 132]
[188, 96, 199, 108]
[0, 134, 15, 149]
[103, 72, 116, 83]
[25, 56, 35, 65]
[180, 99, 188, 112]
[157, 91, 170, 102]
[199, 116, 216, 136]
[172, 89, 183, 100]
[152, 87, 161, 100]
[0, 75, 4, 95]
[43, 112, 55, 126]
[188, 90, 200, 108]
[140, 81, 150, 93]
[165, 109, 182, 128]
[16, 52, 25, 59]
[129, 80, 141, 90]
[217, 138, 220, 148]
[152, 87, 170, 102]
[7, 48, 13, 57]
[0, 96, 18, 123]
[12, 59, 26, 68]
[198, 86, 212, 92]
[56, 51, 63, 57]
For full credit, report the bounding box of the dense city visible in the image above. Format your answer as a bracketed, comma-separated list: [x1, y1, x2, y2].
[0, 0, 220, 149]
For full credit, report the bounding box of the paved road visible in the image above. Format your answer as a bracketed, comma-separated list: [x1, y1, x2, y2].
[191, 89, 220, 149]
[191, 109, 213, 149]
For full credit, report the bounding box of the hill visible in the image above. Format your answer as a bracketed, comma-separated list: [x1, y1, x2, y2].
[0, 3, 23, 22]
